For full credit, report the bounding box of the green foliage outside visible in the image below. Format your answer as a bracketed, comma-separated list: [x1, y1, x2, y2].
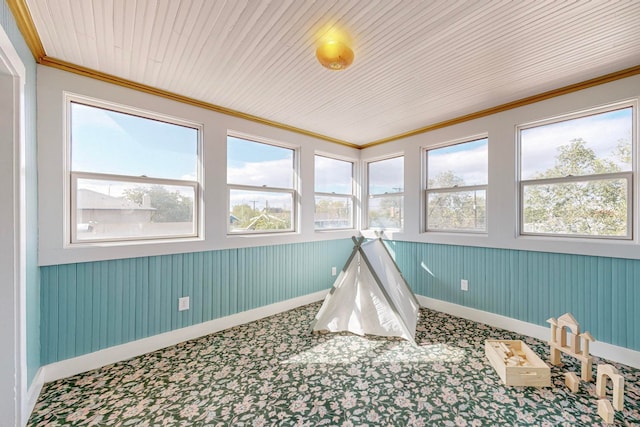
[315, 198, 350, 218]
[124, 185, 193, 223]
[314, 197, 352, 228]
[230, 203, 291, 231]
[523, 138, 629, 236]
[368, 195, 403, 229]
[427, 171, 486, 231]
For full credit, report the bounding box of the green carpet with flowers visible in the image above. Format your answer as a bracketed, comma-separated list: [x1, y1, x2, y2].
[29, 302, 640, 426]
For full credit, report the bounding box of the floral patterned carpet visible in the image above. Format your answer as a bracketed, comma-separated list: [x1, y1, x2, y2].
[29, 302, 640, 426]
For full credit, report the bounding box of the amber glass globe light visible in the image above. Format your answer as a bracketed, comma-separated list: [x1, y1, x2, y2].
[316, 40, 354, 70]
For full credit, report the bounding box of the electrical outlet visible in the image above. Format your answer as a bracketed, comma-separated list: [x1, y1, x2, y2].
[331, 266, 337, 276]
[178, 296, 190, 311]
[461, 279, 469, 291]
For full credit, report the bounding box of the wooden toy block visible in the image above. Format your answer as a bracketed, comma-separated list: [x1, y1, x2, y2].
[569, 333, 580, 354]
[580, 332, 594, 357]
[597, 398, 614, 424]
[547, 312, 595, 380]
[557, 313, 580, 349]
[499, 342, 513, 357]
[596, 364, 625, 411]
[581, 358, 593, 382]
[547, 317, 557, 340]
[557, 313, 580, 334]
[485, 340, 550, 387]
[564, 372, 579, 392]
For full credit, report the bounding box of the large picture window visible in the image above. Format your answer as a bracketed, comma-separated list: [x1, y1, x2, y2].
[367, 156, 404, 230]
[425, 137, 488, 232]
[314, 155, 354, 230]
[227, 135, 296, 234]
[70, 100, 200, 243]
[519, 105, 634, 239]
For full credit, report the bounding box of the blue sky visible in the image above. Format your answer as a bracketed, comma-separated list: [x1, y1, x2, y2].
[427, 138, 488, 187]
[71, 102, 198, 181]
[521, 107, 632, 179]
[72, 102, 632, 204]
[369, 156, 403, 194]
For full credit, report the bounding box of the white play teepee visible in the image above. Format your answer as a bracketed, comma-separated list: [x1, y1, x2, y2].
[311, 236, 421, 344]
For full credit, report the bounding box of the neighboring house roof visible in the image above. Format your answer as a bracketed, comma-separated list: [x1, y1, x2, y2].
[76, 189, 155, 211]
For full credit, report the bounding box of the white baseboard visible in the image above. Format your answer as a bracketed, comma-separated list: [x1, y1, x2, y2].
[24, 367, 44, 425]
[39, 291, 640, 384]
[417, 295, 640, 369]
[42, 290, 328, 383]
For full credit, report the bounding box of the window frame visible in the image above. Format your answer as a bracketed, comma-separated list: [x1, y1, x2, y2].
[424, 136, 488, 233]
[314, 153, 356, 231]
[226, 133, 298, 235]
[66, 94, 203, 245]
[366, 154, 405, 231]
[517, 101, 636, 240]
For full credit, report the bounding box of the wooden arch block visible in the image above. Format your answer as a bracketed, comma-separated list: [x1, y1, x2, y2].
[596, 364, 625, 411]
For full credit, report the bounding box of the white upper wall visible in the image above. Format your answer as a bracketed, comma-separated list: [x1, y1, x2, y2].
[38, 64, 640, 264]
[361, 74, 640, 260]
[37, 66, 360, 266]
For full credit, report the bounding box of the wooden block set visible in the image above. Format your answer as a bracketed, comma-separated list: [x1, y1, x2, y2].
[546, 313, 625, 424]
[485, 312, 626, 424]
[547, 313, 595, 381]
[485, 340, 550, 387]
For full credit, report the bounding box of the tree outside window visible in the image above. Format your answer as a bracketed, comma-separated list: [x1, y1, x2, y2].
[426, 138, 488, 232]
[520, 106, 633, 238]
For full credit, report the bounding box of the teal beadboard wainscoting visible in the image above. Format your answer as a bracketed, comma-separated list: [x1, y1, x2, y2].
[41, 238, 640, 365]
[386, 241, 640, 352]
[40, 239, 354, 364]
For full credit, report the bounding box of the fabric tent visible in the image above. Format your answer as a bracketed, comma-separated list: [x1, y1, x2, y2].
[311, 236, 421, 344]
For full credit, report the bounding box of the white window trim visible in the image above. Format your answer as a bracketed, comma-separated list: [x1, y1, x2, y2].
[314, 153, 356, 231]
[227, 184, 296, 234]
[226, 132, 299, 235]
[365, 154, 405, 231]
[517, 100, 636, 241]
[71, 172, 199, 243]
[424, 185, 488, 233]
[64, 92, 204, 247]
[519, 172, 633, 240]
[424, 136, 488, 234]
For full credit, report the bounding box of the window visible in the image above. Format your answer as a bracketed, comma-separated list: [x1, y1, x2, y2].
[367, 156, 404, 229]
[227, 135, 296, 233]
[70, 100, 200, 243]
[314, 155, 354, 230]
[425, 137, 488, 232]
[519, 105, 634, 238]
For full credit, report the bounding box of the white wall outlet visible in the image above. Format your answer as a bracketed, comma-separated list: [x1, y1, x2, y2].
[178, 296, 190, 311]
[331, 266, 337, 276]
[461, 279, 469, 291]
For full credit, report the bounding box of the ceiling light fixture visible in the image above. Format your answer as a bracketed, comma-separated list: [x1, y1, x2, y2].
[316, 28, 354, 71]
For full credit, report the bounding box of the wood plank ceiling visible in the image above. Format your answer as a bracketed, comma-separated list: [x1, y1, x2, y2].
[22, 0, 640, 146]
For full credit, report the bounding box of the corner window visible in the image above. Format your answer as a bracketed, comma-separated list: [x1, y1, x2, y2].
[367, 156, 404, 230]
[314, 155, 354, 230]
[425, 137, 488, 232]
[227, 135, 296, 234]
[70, 100, 200, 243]
[519, 104, 634, 238]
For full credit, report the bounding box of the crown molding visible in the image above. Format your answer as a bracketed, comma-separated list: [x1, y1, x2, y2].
[6, 0, 45, 61]
[362, 64, 640, 148]
[39, 56, 359, 148]
[7, 0, 640, 150]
